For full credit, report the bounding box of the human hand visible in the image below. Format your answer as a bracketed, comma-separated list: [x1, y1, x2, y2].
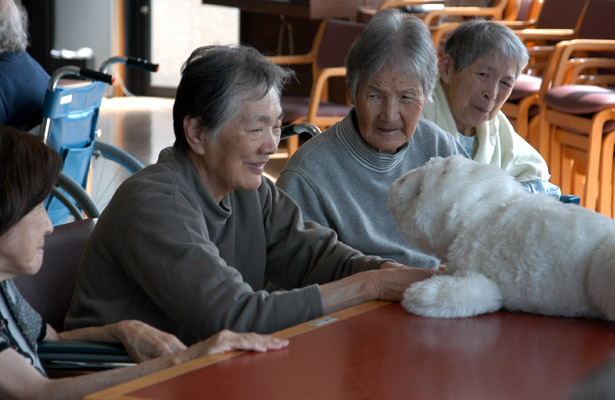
[185, 330, 289, 359]
[370, 265, 441, 302]
[108, 320, 187, 363]
[379, 261, 407, 269]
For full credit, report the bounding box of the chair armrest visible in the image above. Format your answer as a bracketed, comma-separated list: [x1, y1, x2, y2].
[559, 194, 581, 205]
[268, 54, 314, 66]
[533, 39, 615, 101]
[423, 6, 504, 26]
[513, 28, 576, 42]
[281, 123, 321, 140]
[566, 58, 615, 85]
[307, 67, 348, 121]
[499, 20, 537, 30]
[527, 45, 558, 57]
[548, 40, 615, 87]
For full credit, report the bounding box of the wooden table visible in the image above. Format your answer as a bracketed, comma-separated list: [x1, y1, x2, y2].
[85, 301, 615, 399]
[203, 0, 383, 20]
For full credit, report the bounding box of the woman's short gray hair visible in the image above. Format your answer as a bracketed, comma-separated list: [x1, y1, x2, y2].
[444, 20, 529, 77]
[345, 8, 438, 103]
[0, 0, 29, 54]
[173, 45, 294, 153]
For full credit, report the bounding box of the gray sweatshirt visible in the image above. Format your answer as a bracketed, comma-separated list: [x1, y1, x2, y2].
[277, 111, 468, 269]
[65, 147, 382, 345]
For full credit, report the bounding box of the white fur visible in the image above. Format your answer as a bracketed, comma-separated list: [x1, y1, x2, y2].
[389, 155, 615, 320]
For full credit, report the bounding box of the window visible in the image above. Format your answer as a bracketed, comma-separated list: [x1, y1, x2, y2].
[127, 0, 239, 96]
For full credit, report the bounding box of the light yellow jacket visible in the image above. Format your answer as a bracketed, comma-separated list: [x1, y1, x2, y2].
[421, 80, 550, 183]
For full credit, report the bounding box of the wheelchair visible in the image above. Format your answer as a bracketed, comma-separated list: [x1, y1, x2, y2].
[42, 56, 158, 225]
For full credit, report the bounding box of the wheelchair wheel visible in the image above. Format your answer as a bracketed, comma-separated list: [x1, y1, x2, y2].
[88, 141, 145, 213]
[48, 172, 101, 225]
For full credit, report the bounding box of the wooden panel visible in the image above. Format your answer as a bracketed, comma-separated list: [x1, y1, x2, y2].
[87, 302, 615, 400]
[240, 13, 318, 97]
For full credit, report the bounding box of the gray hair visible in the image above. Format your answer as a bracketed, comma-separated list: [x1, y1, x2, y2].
[0, 0, 29, 54]
[173, 45, 294, 153]
[444, 20, 529, 77]
[345, 8, 438, 103]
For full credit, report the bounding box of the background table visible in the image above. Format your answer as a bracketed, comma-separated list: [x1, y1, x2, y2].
[204, 0, 383, 20]
[86, 301, 615, 400]
[202, 1, 382, 99]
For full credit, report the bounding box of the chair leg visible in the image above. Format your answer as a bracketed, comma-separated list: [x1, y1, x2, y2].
[573, 157, 586, 200]
[560, 148, 573, 195]
[583, 123, 603, 211]
[600, 130, 615, 218]
[584, 111, 615, 212]
[517, 94, 538, 148]
[550, 127, 562, 187]
[527, 114, 540, 151]
[537, 109, 552, 166]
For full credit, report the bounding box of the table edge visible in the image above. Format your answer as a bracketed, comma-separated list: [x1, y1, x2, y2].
[84, 300, 391, 399]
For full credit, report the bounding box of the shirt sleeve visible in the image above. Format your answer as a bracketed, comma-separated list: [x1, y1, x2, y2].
[276, 169, 337, 229]
[262, 179, 382, 289]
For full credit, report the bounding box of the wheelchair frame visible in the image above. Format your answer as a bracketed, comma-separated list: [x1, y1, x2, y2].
[42, 57, 158, 224]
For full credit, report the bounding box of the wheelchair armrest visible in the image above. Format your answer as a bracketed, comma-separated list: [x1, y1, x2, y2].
[559, 194, 581, 205]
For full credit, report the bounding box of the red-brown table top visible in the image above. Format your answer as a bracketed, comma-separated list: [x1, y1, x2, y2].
[87, 302, 615, 400]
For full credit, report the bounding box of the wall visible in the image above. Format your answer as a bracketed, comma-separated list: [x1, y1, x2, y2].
[53, 0, 115, 70]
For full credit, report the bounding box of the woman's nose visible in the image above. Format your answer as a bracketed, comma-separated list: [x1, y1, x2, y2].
[262, 129, 279, 154]
[380, 99, 399, 120]
[482, 82, 497, 100]
[43, 210, 54, 235]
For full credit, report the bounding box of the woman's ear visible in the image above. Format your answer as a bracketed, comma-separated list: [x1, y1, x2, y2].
[439, 55, 454, 85]
[184, 116, 206, 155]
[345, 80, 354, 106]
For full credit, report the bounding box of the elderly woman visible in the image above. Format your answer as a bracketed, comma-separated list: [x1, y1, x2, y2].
[276, 9, 467, 268]
[421, 20, 558, 195]
[65, 45, 436, 344]
[0, 0, 49, 131]
[0, 126, 287, 400]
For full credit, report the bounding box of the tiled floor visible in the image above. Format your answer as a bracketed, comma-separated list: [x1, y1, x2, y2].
[97, 96, 289, 181]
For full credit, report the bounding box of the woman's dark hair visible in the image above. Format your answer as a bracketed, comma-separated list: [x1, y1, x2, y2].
[172, 44, 294, 153]
[0, 126, 62, 236]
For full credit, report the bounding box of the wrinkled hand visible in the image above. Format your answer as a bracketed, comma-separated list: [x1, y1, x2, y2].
[186, 330, 289, 360]
[379, 261, 408, 269]
[108, 320, 187, 363]
[372, 263, 442, 302]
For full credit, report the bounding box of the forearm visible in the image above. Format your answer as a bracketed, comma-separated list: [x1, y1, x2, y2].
[44, 324, 117, 343]
[57, 320, 188, 363]
[39, 330, 287, 400]
[57, 325, 118, 343]
[0, 347, 185, 400]
[319, 265, 441, 315]
[40, 351, 187, 400]
[319, 271, 377, 315]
